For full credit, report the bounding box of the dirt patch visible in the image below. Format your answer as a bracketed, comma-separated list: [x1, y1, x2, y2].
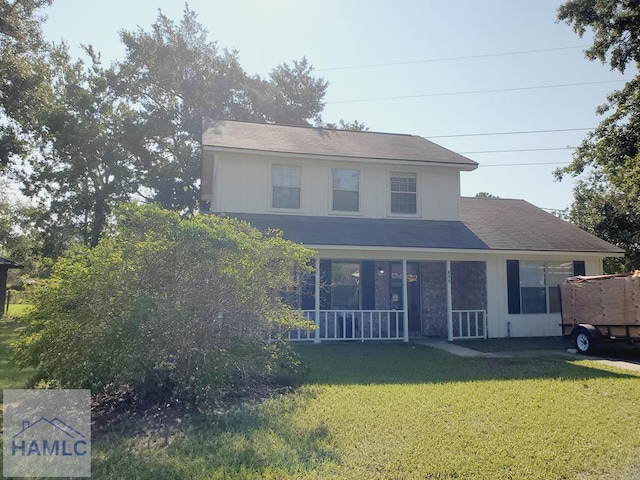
[91, 378, 296, 441]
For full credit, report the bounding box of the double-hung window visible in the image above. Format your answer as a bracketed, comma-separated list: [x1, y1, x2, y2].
[390, 172, 417, 214]
[331, 262, 361, 310]
[332, 169, 359, 212]
[272, 164, 301, 209]
[507, 260, 581, 314]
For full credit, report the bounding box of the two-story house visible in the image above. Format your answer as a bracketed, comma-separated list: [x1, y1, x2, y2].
[200, 119, 623, 342]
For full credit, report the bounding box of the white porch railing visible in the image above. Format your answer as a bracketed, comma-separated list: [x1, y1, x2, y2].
[286, 310, 404, 342]
[451, 310, 487, 340]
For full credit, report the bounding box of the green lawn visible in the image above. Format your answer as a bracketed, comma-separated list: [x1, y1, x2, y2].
[0, 308, 33, 391]
[4, 303, 31, 318]
[88, 343, 640, 480]
[1, 316, 639, 479]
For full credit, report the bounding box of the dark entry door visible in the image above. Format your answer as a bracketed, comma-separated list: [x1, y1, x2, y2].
[390, 262, 422, 333]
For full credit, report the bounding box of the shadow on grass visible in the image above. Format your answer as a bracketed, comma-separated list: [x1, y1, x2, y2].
[590, 345, 640, 364]
[92, 387, 338, 479]
[452, 335, 573, 352]
[454, 335, 640, 362]
[295, 343, 640, 385]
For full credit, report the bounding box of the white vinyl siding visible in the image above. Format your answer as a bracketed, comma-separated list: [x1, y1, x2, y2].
[208, 151, 460, 219]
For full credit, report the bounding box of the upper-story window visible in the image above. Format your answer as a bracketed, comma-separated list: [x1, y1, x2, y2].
[332, 169, 360, 212]
[272, 164, 301, 209]
[390, 172, 417, 214]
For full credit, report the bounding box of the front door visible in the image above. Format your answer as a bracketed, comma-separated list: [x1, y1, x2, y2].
[390, 262, 422, 333]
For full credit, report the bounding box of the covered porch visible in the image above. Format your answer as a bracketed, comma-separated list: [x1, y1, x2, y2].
[286, 258, 487, 342]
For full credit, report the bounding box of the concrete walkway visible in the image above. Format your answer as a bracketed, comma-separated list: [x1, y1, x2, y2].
[589, 358, 640, 373]
[412, 337, 640, 373]
[412, 337, 485, 357]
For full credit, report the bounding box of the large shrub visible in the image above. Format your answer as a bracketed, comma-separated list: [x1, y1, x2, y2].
[11, 204, 314, 405]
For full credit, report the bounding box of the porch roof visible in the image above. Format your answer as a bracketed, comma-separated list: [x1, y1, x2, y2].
[224, 213, 489, 250]
[460, 197, 624, 254]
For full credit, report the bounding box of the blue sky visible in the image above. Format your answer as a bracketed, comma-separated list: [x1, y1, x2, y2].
[41, 0, 633, 212]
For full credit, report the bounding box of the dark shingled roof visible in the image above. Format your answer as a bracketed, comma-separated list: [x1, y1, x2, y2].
[460, 197, 624, 254]
[224, 213, 488, 250]
[202, 119, 478, 168]
[218, 199, 623, 254]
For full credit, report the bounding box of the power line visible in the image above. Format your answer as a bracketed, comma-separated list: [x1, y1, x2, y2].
[426, 127, 593, 139]
[316, 45, 589, 72]
[327, 79, 625, 104]
[460, 147, 574, 154]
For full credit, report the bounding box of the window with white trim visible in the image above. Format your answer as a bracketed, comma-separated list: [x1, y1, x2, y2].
[332, 169, 359, 212]
[272, 164, 301, 209]
[331, 262, 360, 310]
[390, 172, 417, 214]
[507, 260, 576, 314]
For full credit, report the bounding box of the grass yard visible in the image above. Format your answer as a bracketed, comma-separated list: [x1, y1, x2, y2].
[4, 304, 31, 318]
[1, 314, 639, 479]
[0, 307, 33, 391]
[90, 344, 640, 480]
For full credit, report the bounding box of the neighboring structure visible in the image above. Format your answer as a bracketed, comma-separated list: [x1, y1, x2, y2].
[0, 258, 22, 317]
[200, 119, 624, 341]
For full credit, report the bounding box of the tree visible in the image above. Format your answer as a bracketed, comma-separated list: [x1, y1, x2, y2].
[568, 175, 640, 271]
[322, 119, 369, 131]
[12, 204, 314, 406]
[0, 0, 56, 173]
[18, 49, 141, 247]
[5, 4, 330, 256]
[556, 0, 640, 271]
[115, 6, 328, 212]
[474, 192, 500, 198]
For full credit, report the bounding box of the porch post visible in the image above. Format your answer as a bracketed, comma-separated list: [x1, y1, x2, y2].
[314, 256, 321, 344]
[402, 259, 409, 342]
[446, 260, 453, 341]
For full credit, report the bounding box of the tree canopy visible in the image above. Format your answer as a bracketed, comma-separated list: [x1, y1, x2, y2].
[474, 192, 500, 199]
[1, 3, 329, 255]
[0, 0, 58, 172]
[557, 0, 640, 271]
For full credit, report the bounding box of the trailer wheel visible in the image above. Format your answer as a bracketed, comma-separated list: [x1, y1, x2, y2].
[575, 327, 597, 355]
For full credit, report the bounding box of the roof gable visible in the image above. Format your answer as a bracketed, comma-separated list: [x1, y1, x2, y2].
[202, 119, 478, 168]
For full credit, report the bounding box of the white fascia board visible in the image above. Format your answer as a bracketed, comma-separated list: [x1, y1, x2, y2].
[306, 244, 624, 258]
[202, 145, 478, 171]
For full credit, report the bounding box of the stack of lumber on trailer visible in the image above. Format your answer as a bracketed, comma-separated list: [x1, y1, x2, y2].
[560, 272, 640, 326]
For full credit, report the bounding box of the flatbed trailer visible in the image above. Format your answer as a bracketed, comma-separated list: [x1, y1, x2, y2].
[560, 273, 640, 354]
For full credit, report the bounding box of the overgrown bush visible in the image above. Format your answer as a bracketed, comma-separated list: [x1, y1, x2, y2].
[11, 204, 314, 407]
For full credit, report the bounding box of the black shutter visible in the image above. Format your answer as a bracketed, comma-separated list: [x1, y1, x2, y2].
[300, 262, 316, 310]
[319, 260, 332, 310]
[506, 260, 521, 314]
[361, 261, 376, 310]
[573, 261, 586, 276]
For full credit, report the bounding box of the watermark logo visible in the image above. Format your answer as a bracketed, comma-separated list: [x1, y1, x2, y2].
[3, 389, 91, 477]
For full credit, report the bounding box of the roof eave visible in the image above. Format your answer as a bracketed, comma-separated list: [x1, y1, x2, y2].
[306, 244, 624, 257]
[202, 145, 478, 170]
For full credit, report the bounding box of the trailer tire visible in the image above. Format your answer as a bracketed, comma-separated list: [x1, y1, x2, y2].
[575, 327, 597, 355]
